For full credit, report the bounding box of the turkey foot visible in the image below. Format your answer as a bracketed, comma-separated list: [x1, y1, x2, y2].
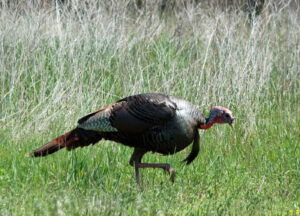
[134, 163, 175, 186]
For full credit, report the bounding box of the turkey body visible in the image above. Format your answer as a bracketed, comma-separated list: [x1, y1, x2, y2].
[79, 93, 205, 156]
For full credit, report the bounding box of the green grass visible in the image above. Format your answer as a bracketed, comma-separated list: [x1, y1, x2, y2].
[0, 2, 299, 215]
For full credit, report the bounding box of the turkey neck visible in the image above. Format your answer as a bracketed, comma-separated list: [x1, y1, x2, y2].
[199, 119, 215, 130]
[199, 116, 223, 130]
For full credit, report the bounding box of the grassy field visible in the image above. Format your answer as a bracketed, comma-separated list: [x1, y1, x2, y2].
[0, 1, 299, 215]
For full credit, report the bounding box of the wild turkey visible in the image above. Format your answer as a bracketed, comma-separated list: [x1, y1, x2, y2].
[27, 93, 235, 186]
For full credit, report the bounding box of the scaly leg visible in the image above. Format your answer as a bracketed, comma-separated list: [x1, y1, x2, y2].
[130, 148, 175, 186]
[134, 164, 140, 186]
[135, 163, 175, 183]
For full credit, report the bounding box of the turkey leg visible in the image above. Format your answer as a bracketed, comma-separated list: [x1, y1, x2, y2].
[130, 148, 175, 186]
[134, 163, 175, 186]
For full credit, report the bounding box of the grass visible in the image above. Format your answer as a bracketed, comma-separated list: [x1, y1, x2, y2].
[0, 1, 299, 215]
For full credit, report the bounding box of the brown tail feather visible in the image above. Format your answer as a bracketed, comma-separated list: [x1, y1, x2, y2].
[27, 128, 103, 157]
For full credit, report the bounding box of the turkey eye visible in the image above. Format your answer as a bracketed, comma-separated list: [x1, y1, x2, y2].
[225, 113, 230, 118]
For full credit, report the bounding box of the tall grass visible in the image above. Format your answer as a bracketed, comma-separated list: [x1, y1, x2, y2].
[0, 1, 299, 215]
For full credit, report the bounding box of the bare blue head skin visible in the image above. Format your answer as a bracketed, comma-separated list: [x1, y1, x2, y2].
[200, 106, 235, 130]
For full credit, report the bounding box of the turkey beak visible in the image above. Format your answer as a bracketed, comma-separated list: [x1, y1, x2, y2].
[229, 117, 235, 129]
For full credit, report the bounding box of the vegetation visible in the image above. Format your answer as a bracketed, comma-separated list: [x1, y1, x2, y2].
[0, 1, 299, 215]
